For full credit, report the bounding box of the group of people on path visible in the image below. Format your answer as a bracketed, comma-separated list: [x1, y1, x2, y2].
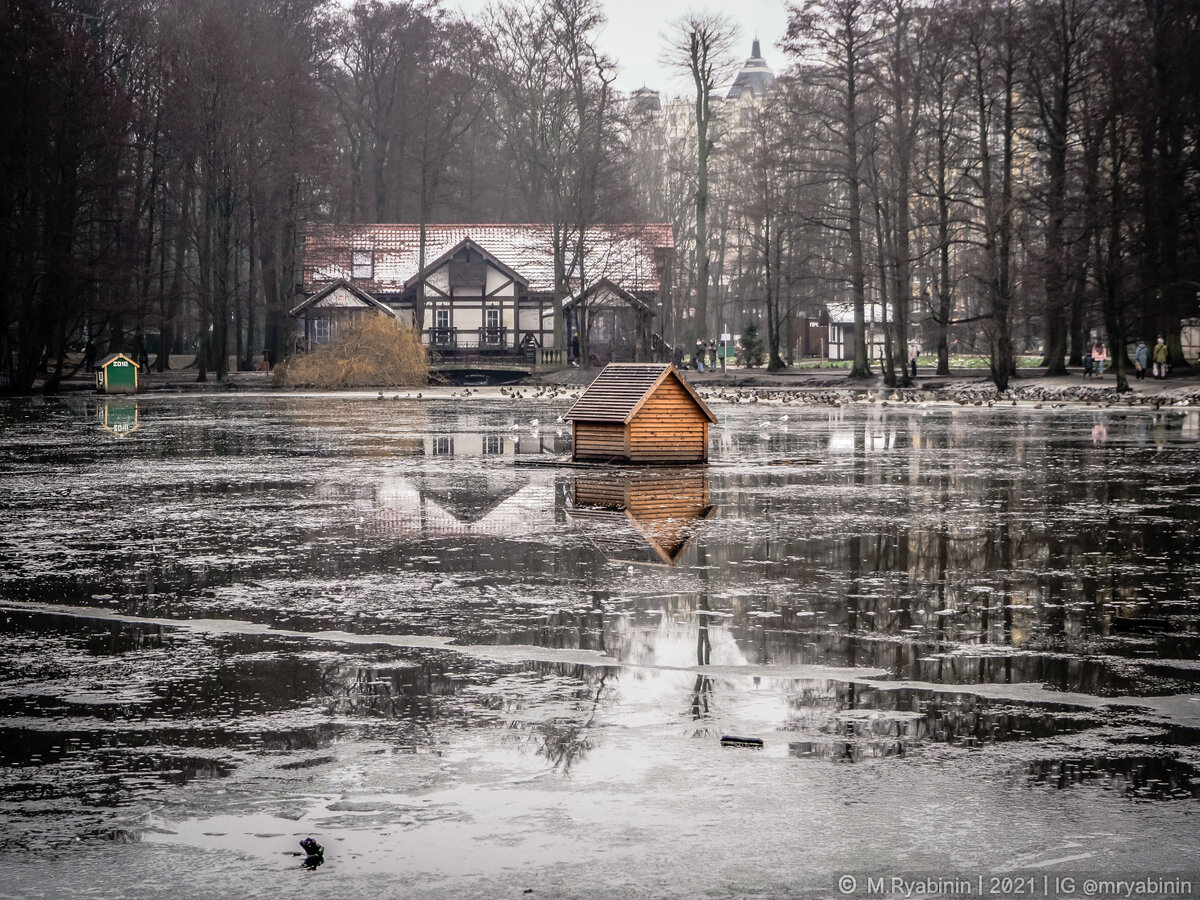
[691, 339, 720, 372]
[1132, 336, 1170, 380]
[1085, 336, 1170, 379]
[1083, 342, 1107, 376]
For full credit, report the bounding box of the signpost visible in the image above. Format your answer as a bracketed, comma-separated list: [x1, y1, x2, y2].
[720, 329, 731, 373]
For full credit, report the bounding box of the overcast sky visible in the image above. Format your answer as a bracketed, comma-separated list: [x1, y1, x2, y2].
[451, 1, 791, 96]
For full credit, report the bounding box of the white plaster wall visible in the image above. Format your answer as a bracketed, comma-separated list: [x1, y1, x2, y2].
[428, 267, 450, 293]
[486, 268, 515, 295]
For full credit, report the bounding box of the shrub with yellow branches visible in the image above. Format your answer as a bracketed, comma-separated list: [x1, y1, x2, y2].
[275, 316, 428, 388]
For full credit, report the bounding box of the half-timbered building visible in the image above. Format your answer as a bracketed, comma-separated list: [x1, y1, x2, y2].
[288, 278, 399, 351]
[296, 223, 673, 363]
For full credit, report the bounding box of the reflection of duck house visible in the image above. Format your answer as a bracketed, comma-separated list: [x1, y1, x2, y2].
[564, 363, 717, 463]
[98, 402, 140, 437]
[569, 474, 716, 566]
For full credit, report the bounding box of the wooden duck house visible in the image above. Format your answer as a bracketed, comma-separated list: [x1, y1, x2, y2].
[563, 363, 717, 463]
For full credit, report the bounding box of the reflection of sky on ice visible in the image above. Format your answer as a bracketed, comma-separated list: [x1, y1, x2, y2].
[2, 392, 1200, 891]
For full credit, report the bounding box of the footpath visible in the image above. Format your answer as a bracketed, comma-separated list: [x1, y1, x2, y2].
[26, 360, 1200, 406]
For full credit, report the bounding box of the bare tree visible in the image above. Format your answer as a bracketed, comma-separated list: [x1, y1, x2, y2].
[785, 0, 878, 378]
[1085, 3, 1135, 392]
[873, 0, 924, 387]
[913, 2, 971, 376]
[664, 12, 739, 345]
[962, 0, 1023, 390]
[487, 0, 625, 362]
[1027, 0, 1096, 374]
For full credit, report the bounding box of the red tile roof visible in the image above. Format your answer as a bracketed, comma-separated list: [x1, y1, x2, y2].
[303, 223, 673, 294]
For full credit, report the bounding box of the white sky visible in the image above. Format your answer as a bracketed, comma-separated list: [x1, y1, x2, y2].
[450, 0, 791, 96]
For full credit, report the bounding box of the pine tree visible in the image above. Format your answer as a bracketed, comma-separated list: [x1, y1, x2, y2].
[740, 320, 764, 367]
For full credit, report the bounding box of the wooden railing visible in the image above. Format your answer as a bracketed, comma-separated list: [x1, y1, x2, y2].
[425, 326, 510, 351]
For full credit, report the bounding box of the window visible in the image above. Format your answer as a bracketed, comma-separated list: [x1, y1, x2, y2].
[313, 317, 330, 345]
[352, 250, 373, 280]
[486, 308, 500, 329]
[433, 308, 451, 345]
[483, 434, 504, 455]
[432, 436, 453, 456]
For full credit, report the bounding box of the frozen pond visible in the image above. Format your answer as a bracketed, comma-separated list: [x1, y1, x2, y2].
[1, 392, 1199, 897]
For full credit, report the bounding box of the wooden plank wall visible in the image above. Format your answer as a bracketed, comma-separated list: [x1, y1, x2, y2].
[627, 377, 708, 462]
[573, 422, 628, 460]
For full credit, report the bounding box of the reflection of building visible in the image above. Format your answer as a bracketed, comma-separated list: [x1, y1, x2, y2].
[369, 425, 573, 537]
[373, 470, 557, 538]
[567, 472, 716, 566]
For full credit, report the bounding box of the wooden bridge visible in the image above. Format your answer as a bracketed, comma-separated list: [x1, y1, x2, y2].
[429, 347, 568, 384]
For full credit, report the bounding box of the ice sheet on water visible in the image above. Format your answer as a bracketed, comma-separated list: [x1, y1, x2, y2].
[3, 395, 1200, 875]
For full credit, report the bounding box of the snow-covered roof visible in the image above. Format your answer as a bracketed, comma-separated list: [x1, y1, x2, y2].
[540, 278, 653, 318]
[289, 278, 397, 318]
[826, 302, 891, 325]
[303, 223, 673, 295]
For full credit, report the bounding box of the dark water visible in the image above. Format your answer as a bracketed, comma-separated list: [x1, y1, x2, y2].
[1, 393, 1198, 897]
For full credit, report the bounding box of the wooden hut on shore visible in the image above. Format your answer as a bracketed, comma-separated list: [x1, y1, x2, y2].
[563, 363, 717, 463]
[95, 353, 139, 394]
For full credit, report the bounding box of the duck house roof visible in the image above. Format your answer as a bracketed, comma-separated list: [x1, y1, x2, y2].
[563, 363, 717, 425]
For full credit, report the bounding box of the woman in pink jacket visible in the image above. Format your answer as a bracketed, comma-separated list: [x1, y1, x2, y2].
[1092, 342, 1108, 377]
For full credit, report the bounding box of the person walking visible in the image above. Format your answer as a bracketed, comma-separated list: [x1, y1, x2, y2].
[1092, 342, 1107, 378]
[1153, 336, 1168, 379]
[908, 341, 919, 378]
[1134, 340, 1149, 380]
[694, 339, 705, 373]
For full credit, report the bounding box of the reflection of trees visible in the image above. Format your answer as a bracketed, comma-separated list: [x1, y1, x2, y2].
[1027, 756, 1200, 800]
[315, 660, 462, 736]
[522, 668, 613, 775]
[784, 683, 1103, 762]
[692, 595, 713, 720]
[701, 409, 1197, 670]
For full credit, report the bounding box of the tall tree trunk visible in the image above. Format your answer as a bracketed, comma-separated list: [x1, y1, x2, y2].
[695, 80, 710, 343]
